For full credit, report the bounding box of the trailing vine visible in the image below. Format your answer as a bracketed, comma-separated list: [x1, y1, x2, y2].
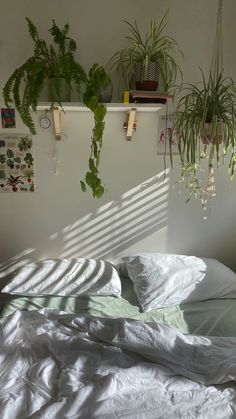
[81, 64, 110, 198]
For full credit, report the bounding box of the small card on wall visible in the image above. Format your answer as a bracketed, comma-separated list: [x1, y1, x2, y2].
[0, 133, 34, 193]
[1, 108, 16, 128]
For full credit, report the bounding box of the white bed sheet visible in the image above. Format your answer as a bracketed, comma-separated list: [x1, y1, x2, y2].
[1, 309, 236, 418]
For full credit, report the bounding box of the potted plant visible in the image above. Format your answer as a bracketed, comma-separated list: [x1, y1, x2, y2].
[17, 136, 33, 151]
[3, 18, 87, 135]
[173, 0, 236, 211]
[108, 13, 182, 92]
[3, 18, 110, 199]
[23, 168, 34, 183]
[6, 175, 24, 192]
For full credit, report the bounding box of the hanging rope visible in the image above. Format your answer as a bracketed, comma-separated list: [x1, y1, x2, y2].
[210, 0, 223, 83]
[204, 0, 223, 216]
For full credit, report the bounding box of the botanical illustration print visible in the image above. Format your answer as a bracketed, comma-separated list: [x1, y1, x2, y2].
[157, 113, 180, 155]
[0, 134, 34, 192]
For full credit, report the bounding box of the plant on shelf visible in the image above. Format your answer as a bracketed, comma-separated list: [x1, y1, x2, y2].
[3, 17, 87, 134]
[3, 18, 111, 199]
[173, 0, 236, 216]
[81, 64, 110, 198]
[108, 13, 182, 93]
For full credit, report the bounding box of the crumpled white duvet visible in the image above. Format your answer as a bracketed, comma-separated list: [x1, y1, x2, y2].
[1, 309, 236, 419]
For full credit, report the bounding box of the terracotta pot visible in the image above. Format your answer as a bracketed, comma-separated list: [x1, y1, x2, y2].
[200, 123, 223, 145]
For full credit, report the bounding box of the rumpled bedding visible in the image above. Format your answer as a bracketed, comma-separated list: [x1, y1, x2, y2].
[1, 309, 236, 418]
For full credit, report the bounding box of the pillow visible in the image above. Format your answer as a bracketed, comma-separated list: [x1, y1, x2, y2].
[122, 253, 236, 312]
[1, 258, 121, 297]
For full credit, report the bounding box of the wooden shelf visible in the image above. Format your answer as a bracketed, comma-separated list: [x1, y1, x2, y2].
[36, 102, 164, 112]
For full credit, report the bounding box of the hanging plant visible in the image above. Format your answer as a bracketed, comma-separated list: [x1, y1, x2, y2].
[81, 64, 110, 198]
[173, 0, 236, 215]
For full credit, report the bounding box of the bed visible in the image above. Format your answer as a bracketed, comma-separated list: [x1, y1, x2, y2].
[1, 254, 236, 418]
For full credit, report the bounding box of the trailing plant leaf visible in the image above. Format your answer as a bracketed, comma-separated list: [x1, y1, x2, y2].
[81, 64, 110, 198]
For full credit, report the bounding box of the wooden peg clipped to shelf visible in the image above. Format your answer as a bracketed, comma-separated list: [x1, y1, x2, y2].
[52, 106, 61, 141]
[124, 108, 137, 141]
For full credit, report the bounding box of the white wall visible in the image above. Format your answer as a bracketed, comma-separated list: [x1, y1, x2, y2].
[0, 0, 236, 274]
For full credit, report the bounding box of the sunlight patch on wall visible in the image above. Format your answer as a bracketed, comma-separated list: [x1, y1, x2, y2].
[60, 170, 170, 259]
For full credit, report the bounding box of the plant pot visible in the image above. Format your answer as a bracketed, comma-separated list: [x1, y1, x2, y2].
[200, 122, 223, 145]
[99, 82, 113, 103]
[47, 77, 71, 102]
[134, 62, 158, 91]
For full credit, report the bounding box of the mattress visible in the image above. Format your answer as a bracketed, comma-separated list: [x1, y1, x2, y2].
[1, 276, 236, 336]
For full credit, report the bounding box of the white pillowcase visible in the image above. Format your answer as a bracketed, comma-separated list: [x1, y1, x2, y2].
[1, 258, 121, 297]
[122, 253, 236, 312]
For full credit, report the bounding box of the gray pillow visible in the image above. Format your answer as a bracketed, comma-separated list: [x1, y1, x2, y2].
[122, 253, 236, 312]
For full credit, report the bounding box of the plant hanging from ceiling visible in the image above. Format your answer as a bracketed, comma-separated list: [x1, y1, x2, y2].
[173, 0, 236, 216]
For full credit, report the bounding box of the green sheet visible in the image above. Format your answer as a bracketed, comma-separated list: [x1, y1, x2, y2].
[1, 277, 236, 336]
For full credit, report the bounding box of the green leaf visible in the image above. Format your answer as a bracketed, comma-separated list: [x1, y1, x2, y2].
[80, 181, 86, 192]
[7, 149, 14, 158]
[95, 105, 106, 122]
[85, 171, 97, 188]
[89, 158, 98, 173]
[94, 184, 105, 198]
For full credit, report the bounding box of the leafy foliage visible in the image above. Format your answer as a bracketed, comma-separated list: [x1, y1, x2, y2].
[0, 154, 6, 164]
[81, 64, 110, 198]
[6, 175, 24, 188]
[18, 136, 33, 151]
[108, 13, 183, 92]
[174, 71, 236, 203]
[2, 18, 111, 199]
[24, 153, 34, 167]
[3, 18, 87, 134]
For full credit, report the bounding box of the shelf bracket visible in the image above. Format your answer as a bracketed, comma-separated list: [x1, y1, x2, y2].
[124, 108, 137, 141]
[52, 106, 61, 141]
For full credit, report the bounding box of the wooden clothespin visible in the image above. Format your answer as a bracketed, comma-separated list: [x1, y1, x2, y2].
[123, 108, 137, 141]
[52, 106, 61, 141]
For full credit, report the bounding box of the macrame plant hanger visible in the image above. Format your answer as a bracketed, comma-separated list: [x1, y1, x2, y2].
[203, 0, 223, 218]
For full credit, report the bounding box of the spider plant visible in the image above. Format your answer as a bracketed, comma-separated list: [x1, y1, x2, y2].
[174, 70, 236, 205]
[108, 13, 183, 93]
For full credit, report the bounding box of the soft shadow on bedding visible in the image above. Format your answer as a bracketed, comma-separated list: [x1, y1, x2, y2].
[179, 272, 236, 337]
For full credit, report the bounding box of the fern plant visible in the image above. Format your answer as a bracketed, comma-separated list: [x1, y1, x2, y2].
[3, 18, 110, 199]
[3, 18, 87, 134]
